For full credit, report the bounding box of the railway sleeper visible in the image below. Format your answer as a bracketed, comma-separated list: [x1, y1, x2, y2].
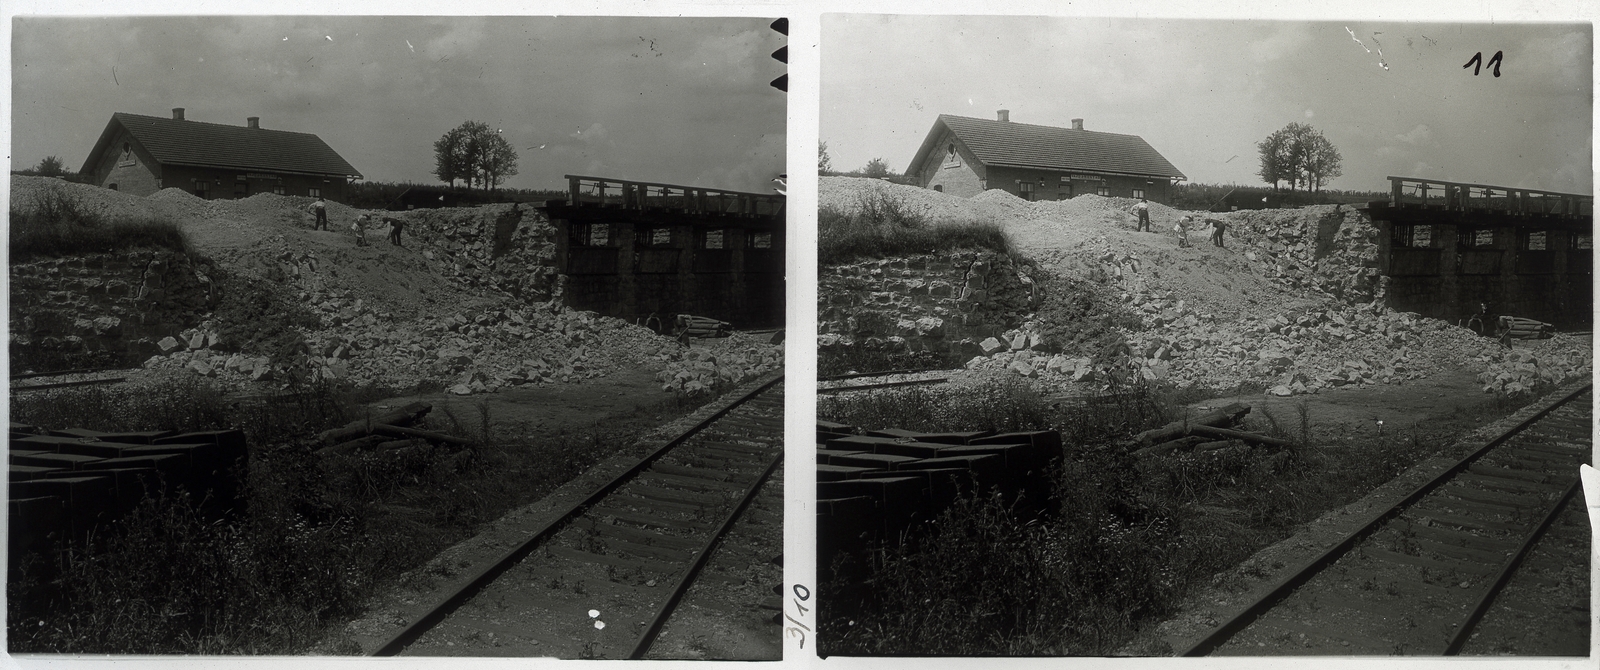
[1431, 493, 1536, 516]
[600, 507, 713, 532]
[629, 483, 728, 507]
[1334, 566, 1474, 602]
[1362, 547, 1497, 577]
[698, 446, 769, 463]
[1403, 536, 1512, 564]
[1468, 463, 1560, 483]
[1402, 508, 1528, 534]
[599, 535, 694, 562]
[1235, 617, 1396, 654]
[1510, 436, 1590, 455]
[639, 471, 746, 492]
[652, 463, 735, 482]
[548, 544, 673, 575]
[699, 440, 771, 456]
[1387, 520, 1519, 553]
[1300, 589, 1453, 629]
[1434, 482, 1544, 508]
[1458, 470, 1561, 492]
[622, 490, 722, 513]
[574, 517, 703, 551]
[1493, 447, 1584, 468]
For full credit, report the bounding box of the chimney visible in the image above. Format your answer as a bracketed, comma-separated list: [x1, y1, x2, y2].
[1072, 118, 1084, 130]
[172, 108, 185, 121]
[247, 117, 259, 129]
[997, 109, 1010, 122]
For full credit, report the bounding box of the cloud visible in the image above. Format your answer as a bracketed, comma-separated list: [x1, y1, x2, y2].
[1394, 124, 1432, 145]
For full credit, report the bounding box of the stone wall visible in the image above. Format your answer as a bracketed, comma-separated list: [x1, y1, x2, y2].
[817, 250, 1036, 358]
[10, 250, 216, 371]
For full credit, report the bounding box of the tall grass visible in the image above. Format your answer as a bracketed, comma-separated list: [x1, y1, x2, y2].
[7, 377, 709, 653]
[10, 187, 189, 261]
[817, 378, 1462, 656]
[819, 190, 1011, 265]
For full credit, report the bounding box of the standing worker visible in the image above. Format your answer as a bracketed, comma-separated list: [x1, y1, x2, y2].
[309, 196, 328, 230]
[1208, 217, 1227, 247]
[352, 214, 370, 247]
[1174, 216, 1192, 248]
[384, 215, 405, 247]
[1132, 197, 1151, 232]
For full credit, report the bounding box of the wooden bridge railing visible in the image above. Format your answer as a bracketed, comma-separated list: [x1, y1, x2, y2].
[1388, 176, 1592, 218]
[565, 175, 784, 218]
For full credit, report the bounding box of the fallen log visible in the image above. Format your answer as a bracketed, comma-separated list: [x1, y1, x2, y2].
[371, 423, 473, 446]
[314, 434, 389, 458]
[1194, 439, 1242, 452]
[317, 401, 432, 444]
[1136, 403, 1251, 445]
[1187, 424, 1294, 448]
[1133, 435, 1207, 458]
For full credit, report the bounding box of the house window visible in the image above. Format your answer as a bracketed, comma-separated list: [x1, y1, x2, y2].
[1572, 232, 1592, 250]
[107, 183, 118, 191]
[194, 180, 209, 199]
[1097, 184, 1110, 197]
[1132, 188, 1146, 199]
[1018, 181, 1035, 201]
[118, 142, 135, 167]
[749, 231, 773, 249]
[943, 143, 959, 167]
[308, 187, 322, 198]
[274, 185, 286, 195]
[637, 227, 673, 247]
[933, 185, 943, 193]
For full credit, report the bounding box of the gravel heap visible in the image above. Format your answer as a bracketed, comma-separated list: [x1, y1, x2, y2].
[656, 333, 786, 396]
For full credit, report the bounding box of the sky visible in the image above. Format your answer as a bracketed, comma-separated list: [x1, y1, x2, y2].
[10, 15, 787, 193]
[822, 16, 1593, 194]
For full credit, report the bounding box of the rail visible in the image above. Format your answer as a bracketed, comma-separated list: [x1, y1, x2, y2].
[1178, 382, 1592, 656]
[1387, 176, 1592, 218]
[565, 175, 784, 218]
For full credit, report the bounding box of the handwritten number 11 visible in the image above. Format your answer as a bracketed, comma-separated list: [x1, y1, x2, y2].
[1464, 51, 1503, 77]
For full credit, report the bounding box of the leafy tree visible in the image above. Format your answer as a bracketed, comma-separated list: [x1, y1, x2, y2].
[861, 157, 892, 179]
[1257, 123, 1341, 192]
[1302, 133, 1343, 192]
[432, 126, 471, 188]
[818, 140, 833, 173]
[34, 156, 68, 177]
[433, 121, 518, 190]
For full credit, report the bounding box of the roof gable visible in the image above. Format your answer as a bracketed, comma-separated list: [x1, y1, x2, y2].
[83, 113, 362, 178]
[911, 114, 1185, 181]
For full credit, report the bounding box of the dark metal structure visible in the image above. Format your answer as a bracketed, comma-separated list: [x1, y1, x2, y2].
[1363, 176, 1593, 329]
[542, 175, 785, 328]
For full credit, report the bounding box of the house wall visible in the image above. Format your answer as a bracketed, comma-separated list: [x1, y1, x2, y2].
[984, 166, 1174, 204]
[87, 130, 163, 196]
[914, 129, 987, 198]
[159, 165, 349, 202]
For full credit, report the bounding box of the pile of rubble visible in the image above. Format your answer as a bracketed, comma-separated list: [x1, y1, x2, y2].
[962, 288, 1508, 395]
[657, 333, 785, 396]
[1226, 205, 1384, 303]
[1475, 338, 1593, 396]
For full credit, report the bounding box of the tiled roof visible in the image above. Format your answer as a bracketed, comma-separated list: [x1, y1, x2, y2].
[85, 113, 361, 178]
[913, 114, 1185, 180]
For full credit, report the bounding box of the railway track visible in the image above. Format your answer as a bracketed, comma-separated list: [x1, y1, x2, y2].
[370, 375, 784, 659]
[1181, 383, 1592, 656]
